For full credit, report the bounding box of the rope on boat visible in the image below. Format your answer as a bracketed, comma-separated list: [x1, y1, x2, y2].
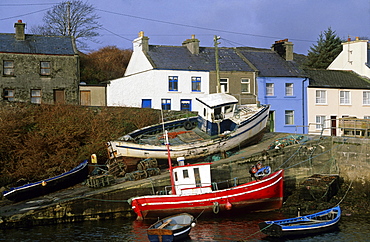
[335, 179, 354, 207]
[240, 222, 274, 241]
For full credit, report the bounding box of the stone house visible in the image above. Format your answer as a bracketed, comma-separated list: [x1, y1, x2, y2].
[0, 20, 79, 104]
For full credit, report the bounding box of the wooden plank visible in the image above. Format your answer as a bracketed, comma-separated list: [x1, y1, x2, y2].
[158, 219, 172, 229]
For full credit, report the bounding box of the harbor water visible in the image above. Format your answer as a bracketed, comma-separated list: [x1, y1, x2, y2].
[1, 211, 370, 242]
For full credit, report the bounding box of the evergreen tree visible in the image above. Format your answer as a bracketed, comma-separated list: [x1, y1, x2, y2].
[305, 27, 343, 69]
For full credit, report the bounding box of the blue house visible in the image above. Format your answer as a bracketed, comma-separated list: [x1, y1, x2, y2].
[238, 40, 308, 134]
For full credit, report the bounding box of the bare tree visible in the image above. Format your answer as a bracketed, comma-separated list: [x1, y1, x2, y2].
[30, 0, 101, 51]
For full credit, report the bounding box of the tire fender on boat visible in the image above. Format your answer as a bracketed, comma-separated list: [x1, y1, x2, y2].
[213, 202, 220, 214]
[184, 121, 193, 130]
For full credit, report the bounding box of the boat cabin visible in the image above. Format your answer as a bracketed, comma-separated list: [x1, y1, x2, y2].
[196, 93, 238, 136]
[172, 159, 212, 195]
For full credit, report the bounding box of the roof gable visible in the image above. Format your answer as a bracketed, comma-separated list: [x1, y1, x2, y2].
[0, 34, 76, 55]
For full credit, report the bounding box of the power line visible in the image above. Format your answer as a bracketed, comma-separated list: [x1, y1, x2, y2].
[0, 7, 52, 21]
[95, 8, 316, 43]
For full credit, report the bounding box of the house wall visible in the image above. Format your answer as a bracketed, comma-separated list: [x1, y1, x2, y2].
[209, 71, 257, 104]
[307, 87, 370, 136]
[257, 76, 308, 134]
[79, 85, 106, 106]
[107, 69, 210, 112]
[0, 53, 79, 104]
[328, 39, 370, 78]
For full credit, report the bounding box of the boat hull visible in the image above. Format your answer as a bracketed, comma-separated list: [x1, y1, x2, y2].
[131, 169, 284, 220]
[3, 160, 89, 202]
[259, 206, 341, 237]
[147, 213, 194, 242]
[109, 105, 269, 161]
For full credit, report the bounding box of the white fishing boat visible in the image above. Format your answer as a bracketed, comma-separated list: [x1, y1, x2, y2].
[107, 92, 270, 164]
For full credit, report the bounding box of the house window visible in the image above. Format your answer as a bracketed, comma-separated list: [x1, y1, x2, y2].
[3, 60, 14, 76]
[141, 99, 152, 108]
[161, 99, 171, 110]
[220, 78, 228, 93]
[40, 61, 51, 76]
[266, 83, 274, 96]
[316, 115, 326, 130]
[285, 110, 294, 125]
[285, 83, 293, 96]
[168, 76, 178, 91]
[241, 78, 250, 93]
[4, 89, 15, 101]
[31, 89, 41, 104]
[363, 91, 370, 105]
[180, 99, 191, 111]
[316, 90, 326, 104]
[191, 77, 201, 92]
[364, 116, 370, 119]
[340, 91, 350, 105]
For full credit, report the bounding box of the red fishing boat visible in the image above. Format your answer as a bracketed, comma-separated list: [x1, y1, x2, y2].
[130, 144, 284, 220]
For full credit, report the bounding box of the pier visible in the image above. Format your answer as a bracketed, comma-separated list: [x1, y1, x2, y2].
[1, 132, 370, 229]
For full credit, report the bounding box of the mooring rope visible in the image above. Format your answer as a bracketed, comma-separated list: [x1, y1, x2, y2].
[239, 222, 274, 241]
[335, 179, 353, 207]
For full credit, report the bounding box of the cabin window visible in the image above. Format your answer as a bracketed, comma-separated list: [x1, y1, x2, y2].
[191, 77, 201, 92]
[316, 90, 326, 104]
[363, 91, 370, 105]
[203, 108, 206, 117]
[285, 110, 294, 125]
[3, 60, 14, 76]
[340, 91, 351, 105]
[40, 61, 51, 76]
[31, 89, 41, 104]
[225, 105, 233, 114]
[174, 172, 178, 181]
[4, 89, 15, 101]
[241, 78, 250, 93]
[266, 83, 274, 96]
[183, 169, 189, 178]
[168, 76, 178, 91]
[285, 83, 293, 96]
[161, 99, 171, 110]
[214, 107, 222, 120]
[180, 99, 191, 111]
[316, 115, 326, 130]
[220, 78, 228, 93]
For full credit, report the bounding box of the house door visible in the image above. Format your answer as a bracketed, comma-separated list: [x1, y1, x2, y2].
[80, 90, 91, 106]
[54, 89, 65, 104]
[142, 99, 152, 108]
[331, 116, 337, 136]
[194, 167, 201, 187]
[268, 111, 275, 132]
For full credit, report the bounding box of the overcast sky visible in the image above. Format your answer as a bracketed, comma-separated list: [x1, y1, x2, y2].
[1, 0, 369, 54]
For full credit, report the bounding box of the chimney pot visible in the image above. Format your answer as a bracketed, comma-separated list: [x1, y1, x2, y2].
[356, 36, 359, 41]
[138, 31, 144, 38]
[18, 20, 22, 23]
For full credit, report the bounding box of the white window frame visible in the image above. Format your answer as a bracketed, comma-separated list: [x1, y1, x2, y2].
[340, 91, 351, 105]
[285, 110, 294, 125]
[241, 78, 250, 93]
[315, 90, 327, 104]
[363, 91, 370, 105]
[266, 83, 274, 96]
[316, 115, 326, 130]
[31, 89, 41, 104]
[285, 83, 293, 96]
[220, 78, 229, 93]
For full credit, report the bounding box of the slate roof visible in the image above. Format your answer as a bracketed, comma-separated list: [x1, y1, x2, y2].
[305, 69, 370, 89]
[0, 33, 76, 55]
[236, 47, 306, 77]
[147, 45, 255, 72]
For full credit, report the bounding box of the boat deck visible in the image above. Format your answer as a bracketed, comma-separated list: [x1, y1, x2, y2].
[137, 127, 215, 146]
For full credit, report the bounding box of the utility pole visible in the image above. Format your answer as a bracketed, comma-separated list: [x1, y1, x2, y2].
[214, 35, 221, 93]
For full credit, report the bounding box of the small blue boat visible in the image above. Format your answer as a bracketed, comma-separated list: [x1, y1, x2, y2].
[3, 160, 89, 202]
[259, 206, 341, 237]
[147, 213, 195, 242]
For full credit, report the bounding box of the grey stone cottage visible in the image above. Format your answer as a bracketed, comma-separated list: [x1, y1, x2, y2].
[0, 20, 79, 104]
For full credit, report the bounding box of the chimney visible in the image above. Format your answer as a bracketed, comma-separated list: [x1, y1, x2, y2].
[133, 31, 149, 53]
[182, 35, 200, 55]
[271, 39, 294, 61]
[14, 20, 26, 41]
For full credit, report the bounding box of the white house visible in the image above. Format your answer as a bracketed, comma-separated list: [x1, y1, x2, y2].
[107, 32, 257, 112]
[305, 69, 370, 136]
[328, 37, 370, 78]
